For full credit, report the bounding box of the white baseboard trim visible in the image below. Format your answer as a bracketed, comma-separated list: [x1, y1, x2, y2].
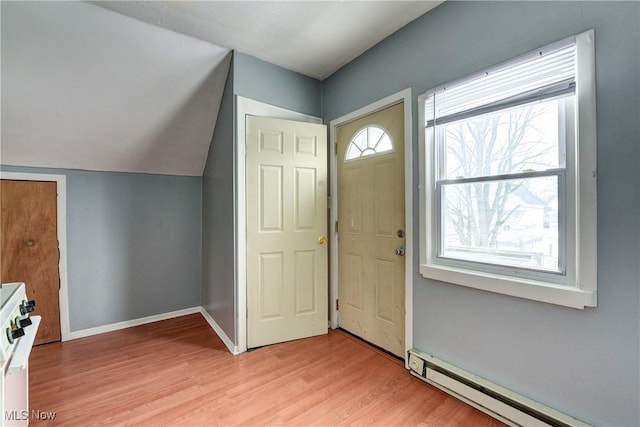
[64, 306, 239, 356]
[199, 308, 239, 355]
[65, 307, 201, 341]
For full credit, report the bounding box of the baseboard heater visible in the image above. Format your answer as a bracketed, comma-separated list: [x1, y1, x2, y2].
[407, 349, 590, 427]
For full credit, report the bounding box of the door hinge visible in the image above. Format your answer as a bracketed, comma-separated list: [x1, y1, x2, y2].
[334, 142, 338, 155]
[335, 221, 339, 233]
[336, 299, 339, 311]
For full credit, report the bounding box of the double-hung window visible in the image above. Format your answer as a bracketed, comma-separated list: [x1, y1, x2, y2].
[419, 30, 597, 308]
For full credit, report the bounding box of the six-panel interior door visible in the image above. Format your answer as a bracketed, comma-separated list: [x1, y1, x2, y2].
[336, 102, 405, 357]
[246, 116, 328, 348]
[1, 179, 61, 345]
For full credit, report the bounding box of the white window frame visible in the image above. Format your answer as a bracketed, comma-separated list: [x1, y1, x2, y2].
[418, 30, 597, 309]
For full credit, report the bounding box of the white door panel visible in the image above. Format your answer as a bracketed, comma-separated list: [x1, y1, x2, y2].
[247, 116, 328, 348]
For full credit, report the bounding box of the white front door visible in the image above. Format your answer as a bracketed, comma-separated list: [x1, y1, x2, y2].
[336, 102, 406, 357]
[246, 115, 328, 348]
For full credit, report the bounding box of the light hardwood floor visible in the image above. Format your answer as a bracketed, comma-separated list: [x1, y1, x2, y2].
[29, 314, 504, 426]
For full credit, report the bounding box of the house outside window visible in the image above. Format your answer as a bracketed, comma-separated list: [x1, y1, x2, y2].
[418, 30, 597, 309]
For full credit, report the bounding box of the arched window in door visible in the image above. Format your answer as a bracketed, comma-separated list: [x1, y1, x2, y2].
[345, 125, 394, 161]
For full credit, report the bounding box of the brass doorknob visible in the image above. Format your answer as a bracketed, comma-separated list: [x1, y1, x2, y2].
[317, 236, 327, 245]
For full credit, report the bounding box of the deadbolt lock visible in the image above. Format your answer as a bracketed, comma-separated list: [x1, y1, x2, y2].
[397, 229, 406, 238]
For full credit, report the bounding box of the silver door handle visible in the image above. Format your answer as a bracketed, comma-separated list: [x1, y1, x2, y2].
[394, 247, 405, 256]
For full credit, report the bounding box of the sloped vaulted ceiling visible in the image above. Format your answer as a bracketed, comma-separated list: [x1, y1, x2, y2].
[1, 1, 442, 176]
[1, 1, 231, 176]
[93, 1, 443, 81]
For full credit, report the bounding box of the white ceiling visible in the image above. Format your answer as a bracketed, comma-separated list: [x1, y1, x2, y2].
[1, 1, 441, 176]
[94, 1, 443, 80]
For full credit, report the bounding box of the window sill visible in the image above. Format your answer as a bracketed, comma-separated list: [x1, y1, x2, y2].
[420, 263, 597, 309]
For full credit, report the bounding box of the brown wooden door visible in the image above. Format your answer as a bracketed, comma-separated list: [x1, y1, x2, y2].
[1, 180, 61, 344]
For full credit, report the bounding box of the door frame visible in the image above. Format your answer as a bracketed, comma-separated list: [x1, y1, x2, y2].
[328, 88, 413, 363]
[0, 171, 71, 342]
[235, 96, 323, 354]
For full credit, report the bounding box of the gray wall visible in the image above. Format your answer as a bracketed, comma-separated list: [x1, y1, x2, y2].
[234, 51, 322, 117]
[322, 2, 639, 426]
[201, 51, 322, 346]
[202, 53, 236, 342]
[0, 165, 202, 332]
